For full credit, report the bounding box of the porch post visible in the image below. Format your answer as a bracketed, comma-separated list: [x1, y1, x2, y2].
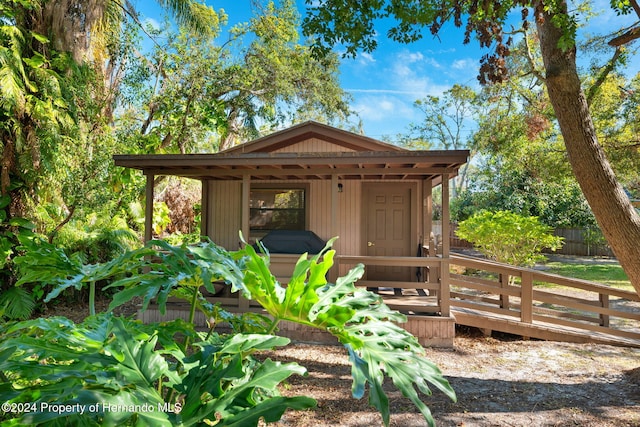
[241, 175, 250, 245]
[442, 175, 450, 257]
[422, 178, 433, 251]
[144, 173, 154, 244]
[200, 179, 209, 240]
[329, 174, 339, 282]
[440, 174, 451, 317]
[240, 175, 251, 311]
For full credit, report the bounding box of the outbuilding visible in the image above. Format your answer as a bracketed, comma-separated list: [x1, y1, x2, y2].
[114, 121, 469, 346]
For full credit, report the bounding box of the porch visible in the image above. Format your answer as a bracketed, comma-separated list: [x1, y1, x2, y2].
[138, 252, 457, 347]
[114, 121, 468, 347]
[137, 251, 640, 348]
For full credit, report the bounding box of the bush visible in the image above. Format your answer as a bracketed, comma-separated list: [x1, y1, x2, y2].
[2, 237, 456, 427]
[456, 210, 563, 267]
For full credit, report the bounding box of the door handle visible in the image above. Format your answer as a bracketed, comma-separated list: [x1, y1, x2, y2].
[367, 241, 375, 247]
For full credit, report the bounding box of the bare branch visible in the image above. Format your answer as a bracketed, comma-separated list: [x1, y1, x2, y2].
[520, 27, 545, 83]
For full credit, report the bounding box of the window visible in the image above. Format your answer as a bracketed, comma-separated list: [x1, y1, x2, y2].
[250, 187, 306, 235]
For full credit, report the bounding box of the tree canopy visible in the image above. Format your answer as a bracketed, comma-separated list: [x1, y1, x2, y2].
[302, 0, 640, 294]
[0, 0, 351, 291]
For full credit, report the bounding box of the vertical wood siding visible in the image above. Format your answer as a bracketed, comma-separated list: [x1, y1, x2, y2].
[207, 181, 242, 249]
[272, 138, 356, 153]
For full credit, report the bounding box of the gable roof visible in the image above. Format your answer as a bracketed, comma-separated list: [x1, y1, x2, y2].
[220, 121, 404, 154]
[113, 121, 468, 184]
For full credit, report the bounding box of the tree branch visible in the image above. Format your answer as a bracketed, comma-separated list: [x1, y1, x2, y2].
[608, 25, 640, 47]
[48, 204, 76, 244]
[586, 46, 623, 104]
[521, 28, 545, 83]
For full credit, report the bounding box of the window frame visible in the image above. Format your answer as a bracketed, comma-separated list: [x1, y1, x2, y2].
[249, 183, 309, 238]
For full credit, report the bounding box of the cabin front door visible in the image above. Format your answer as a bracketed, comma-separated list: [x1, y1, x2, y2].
[363, 183, 413, 281]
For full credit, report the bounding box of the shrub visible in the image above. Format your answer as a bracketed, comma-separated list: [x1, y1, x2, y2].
[456, 210, 563, 267]
[2, 237, 456, 427]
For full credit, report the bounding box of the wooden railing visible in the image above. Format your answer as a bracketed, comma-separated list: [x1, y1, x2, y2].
[335, 255, 446, 315]
[449, 254, 640, 343]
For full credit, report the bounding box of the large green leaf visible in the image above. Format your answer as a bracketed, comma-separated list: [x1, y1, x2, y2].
[14, 237, 154, 303]
[0, 315, 179, 426]
[106, 239, 244, 316]
[234, 237, 456, 427]
[173, 333, 313, 426]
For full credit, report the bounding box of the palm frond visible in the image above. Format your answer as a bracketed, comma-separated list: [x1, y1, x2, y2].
[0, 286, 35, 320]
[156, 0, 221, 36]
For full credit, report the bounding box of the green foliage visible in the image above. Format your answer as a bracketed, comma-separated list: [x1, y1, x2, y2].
[153, 202, 172, 236]
[117, 0, 350, 154]
[0, 286, 34, 320]
[14, 236, 153, 316]
[0, 314, 313, 426]
[453, 169, 596, 228]
[43, 211, 141, 264]
[611, 0, 634, 14]
[0, 4, 79, 214]
[236, 237, 456, 426]
[106, 239, 246, 327]
[3, 236, 456, 426]
[0, 194, 38, 319]
[456, 210, 564, 267]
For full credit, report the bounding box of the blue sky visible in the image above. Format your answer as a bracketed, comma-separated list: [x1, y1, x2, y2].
[136, 0, 639, 140]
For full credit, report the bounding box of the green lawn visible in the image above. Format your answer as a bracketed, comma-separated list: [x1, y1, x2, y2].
[543, 261, 631, 289]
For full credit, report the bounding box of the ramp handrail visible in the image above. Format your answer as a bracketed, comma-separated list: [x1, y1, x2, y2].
[450, 254, 640, 342]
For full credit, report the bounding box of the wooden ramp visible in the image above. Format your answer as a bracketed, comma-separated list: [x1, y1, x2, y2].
[449, 254, 640, 348]
[452, 306, 640, 348]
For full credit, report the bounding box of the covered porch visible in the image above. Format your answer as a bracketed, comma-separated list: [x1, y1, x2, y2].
[114, 122, 469, 347]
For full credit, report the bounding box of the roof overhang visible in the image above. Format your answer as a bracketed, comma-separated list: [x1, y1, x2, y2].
[113, 150, 470, 184]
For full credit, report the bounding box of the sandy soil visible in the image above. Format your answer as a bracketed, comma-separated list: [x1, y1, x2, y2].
[265, 329, 640, 427]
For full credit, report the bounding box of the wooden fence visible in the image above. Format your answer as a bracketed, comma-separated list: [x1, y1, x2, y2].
[551, 228, 614, 257]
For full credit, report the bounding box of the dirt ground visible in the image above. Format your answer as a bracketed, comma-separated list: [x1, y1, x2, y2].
[264, 328, 640, 427]
[39, 299, 640, 427]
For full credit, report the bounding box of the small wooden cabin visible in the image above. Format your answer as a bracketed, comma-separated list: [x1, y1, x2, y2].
[114, 121, 469, 346]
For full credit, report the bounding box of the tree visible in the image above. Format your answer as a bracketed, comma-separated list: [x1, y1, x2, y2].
[406, 84, 478, 198]
[117, 0, 351, 154]
[0, 1, 75, 218]
[456, 210, 563, 269]
[24, 0, 219, 65]
[0, 0, 220, 219]
[302, 0, 640, 294]
[453, 168, 596, 228]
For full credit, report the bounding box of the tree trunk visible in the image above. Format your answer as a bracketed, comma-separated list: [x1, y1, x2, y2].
[535, 0, 640, 294]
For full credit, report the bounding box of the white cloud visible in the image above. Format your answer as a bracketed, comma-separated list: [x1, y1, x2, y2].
[352, 95, 415, 122]
[359, 52, 376, 65]
[142, 17, 161, 31]
[451, 58, 476, 71]
[397, 51, 424, 63]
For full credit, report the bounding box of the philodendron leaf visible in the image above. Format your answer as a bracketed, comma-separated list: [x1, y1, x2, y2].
[222, 396, 316, 426]
[235, 237, 456, 427]
[106, 239, 244, 316]
[0, 315, 180, 426]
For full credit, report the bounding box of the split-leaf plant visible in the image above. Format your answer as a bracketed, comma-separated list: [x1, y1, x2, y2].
[0, 195, 37, 320]
[1, 237, 456, 426]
